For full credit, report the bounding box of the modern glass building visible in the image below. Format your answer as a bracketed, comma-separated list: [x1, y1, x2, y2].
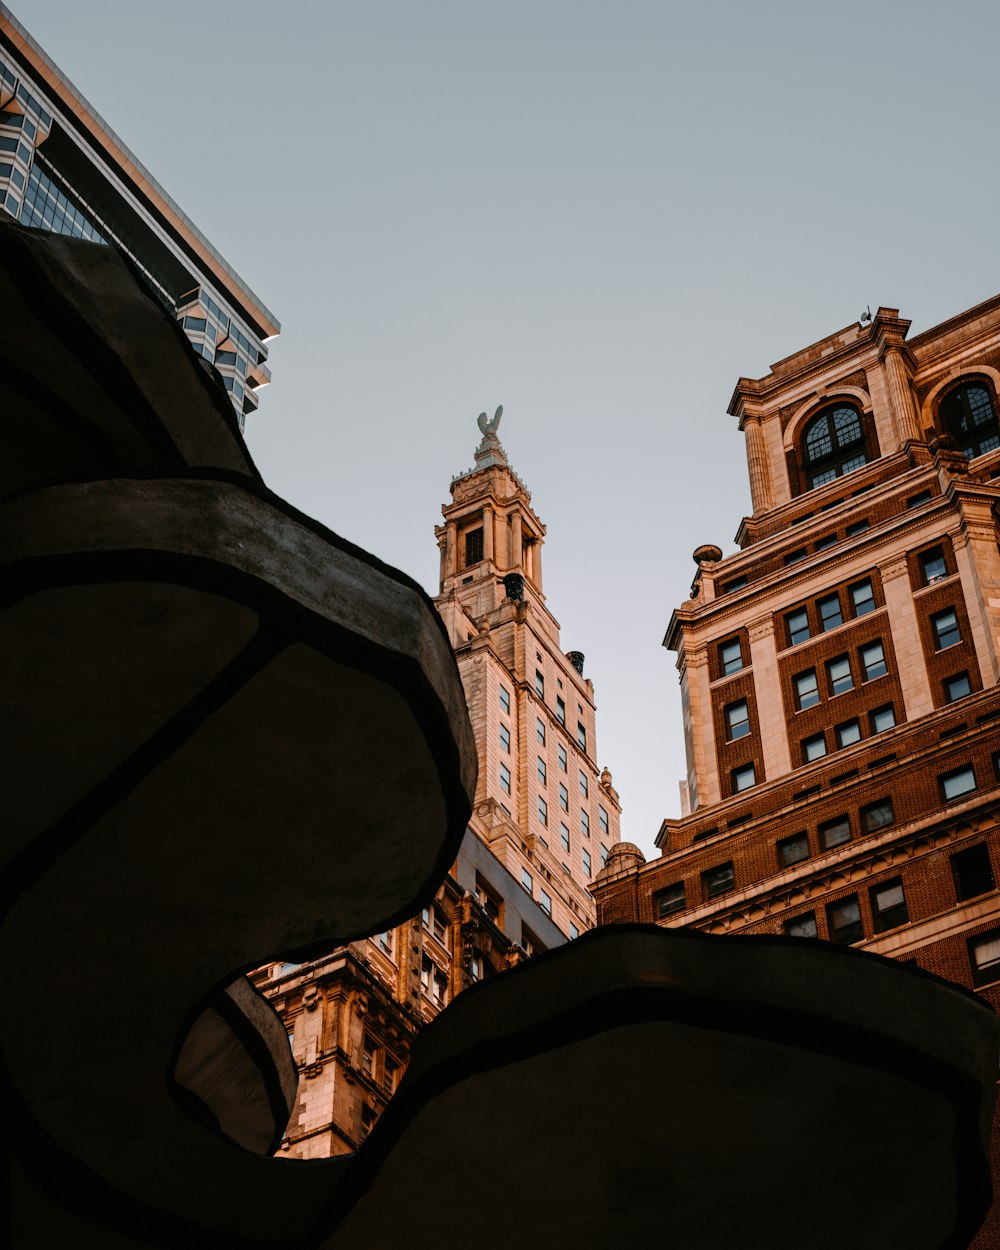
[0, 4, 279, 429]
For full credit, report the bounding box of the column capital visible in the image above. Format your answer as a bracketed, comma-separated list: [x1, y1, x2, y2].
[878, 554, 910, 581]
[747, 615, 775, 644]
[685, 644, 710, 670]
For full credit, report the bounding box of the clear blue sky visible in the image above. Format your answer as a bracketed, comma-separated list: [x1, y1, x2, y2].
[14, 0, 1000, 855]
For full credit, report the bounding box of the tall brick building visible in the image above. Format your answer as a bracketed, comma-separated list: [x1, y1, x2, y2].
[253, 415, 622, 1157]
[593, 298, 1000, 1247]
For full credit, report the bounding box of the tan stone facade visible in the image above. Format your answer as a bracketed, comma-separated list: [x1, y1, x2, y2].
[593, 298, 1000, 1248]
[253, 418, 621, 1158]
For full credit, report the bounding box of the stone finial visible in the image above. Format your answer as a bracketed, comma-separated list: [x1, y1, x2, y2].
[693, 543, 723, 564]
[567, 650, 585, 675]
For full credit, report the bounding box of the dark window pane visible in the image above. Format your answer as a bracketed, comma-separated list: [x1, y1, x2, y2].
[820, 815, 851, 849]
[827, 895, 863, 944]
[952, 844, 995, 902]
[870, 878, 908, 932]
[702, 862, 734, 899]
[465, 527, 484, 565]
[932, 609, 961, 650]
[920, 547, 947, 584]
[784, 912, 818, 938]
[861, 798, 894, 833]
[655, 883, 686, 918]
[941, 383, 1000, 459]
[778, 832, 809, 867]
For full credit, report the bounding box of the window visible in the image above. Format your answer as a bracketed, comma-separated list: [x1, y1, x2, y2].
[784, 912, 817, 938]
[465, 527, 484, 566]
[582, 849, 592, 877]
[827, 655, 854, 695]
[818, 593, 843, 632]
[907, 490, 932, 508]
[569, 923, 580, 940]
[556, 696, 566, 724]
[725, 699, 751, 741]
[777, 832, 809, 867]
[870, 705, 895, 734]
[786, 609, 810, 647]
[384, 1054, 401, 1093]
[723, 575, 749, 591]
[539, 889, 552, 917]
[870, 879, 908, 932]
[536, 717, 546, 745]
[940, 765, 976, 801]
[969, 930, 1000, 986]
[377, 930, 395, 955]
[558, 744, 568, 771]
[535, 670, 545, 698]
[537, 797, 548, 826]
[827, 895, 864, 944]
[784, 548, 807, 566]
[944, 672, 972, 703]
[952, 844, 996, 902]
[577, 722, 587, 751]
[702, 861, 734, 899]
[499, 685, 511, 714]
[560, 823, 570, 851]
[932, 608, 961, 650]
[600, 843, 609, 865]
[521, 868, 533, 894]
[861, 797, 894, 833]
[846, 518, 869, 537]
[581, 810, 590, 837]
[815, 534, 837, 551]
[579, 770, 589, 797]
[794, 669, 820, 710]
[919, 546, 948, 585]
[599, 805, 609, 835]
[802, 733, 827, 763]
[470, 954, 483, 981]
[476, 875, 503, 924]
[500, 763, 511, 794]
[711, 640, 743, 684]
[655, 883, 686, 918]
[731, 763, 756, 793]
[819, 814, 851, 849]
[849, 579, 876, 617]
[361, 1034, 378, 1076]
[802, 404, 868, 489]
[537, 757, 546, 784]
[432, 968, 448, 1005]
[360, 1103, 376, 1138]
[940, 381, 1000, 459]
[499, 724, 510, 753]
[559, 783, 569, 811]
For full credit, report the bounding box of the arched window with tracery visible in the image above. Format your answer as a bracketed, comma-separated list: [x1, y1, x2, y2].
[800, 404, 869, 490]
[939, 380, 1000, 459]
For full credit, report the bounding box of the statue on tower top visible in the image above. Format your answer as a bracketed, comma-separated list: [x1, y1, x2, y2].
[477, 405, 503, 437]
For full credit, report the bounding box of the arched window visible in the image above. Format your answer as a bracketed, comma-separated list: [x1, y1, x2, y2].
[801, 404, 868, 490]
[939, 381, 1000, 459]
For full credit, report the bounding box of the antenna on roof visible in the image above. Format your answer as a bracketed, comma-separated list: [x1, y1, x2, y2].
[859, 305, 873, 328]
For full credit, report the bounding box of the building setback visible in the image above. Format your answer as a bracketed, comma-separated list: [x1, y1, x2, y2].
[593, 298, 1000, 1249]
[253, 416, 622, 1158]
[0, 4, 278, 428]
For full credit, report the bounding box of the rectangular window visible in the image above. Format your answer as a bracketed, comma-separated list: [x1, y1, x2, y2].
[860, 641, 887, 680]
[944, 672, 972, 703]
[600, 843, 609, 865]
[777, 832, 809, 867]
[818, 593, 843, 632]
[827, 895, 864, 944]
[836, 719, 861, 749]
[537, 757, 546, 784]
[731, 763, 756, 793]
[465, 527, 484, 566]
[536, 717, 546, 745]
[849, 579, 876, 617]
[969, 930, 1000, 986]
[560, 823, 570, 851]
[719, 638, 743, 675]
[827, 655, 854, 696]
[702, 861, 734, 899]
[500, 685, 511, 714]
[579, 770, 589, 797]
[559, 783, 569, 811]
[499, 724, 510, 753]
[569, 923, 580, 940]
[932, 608, 961, 650]
[870, 878, 908, 932]
[723, 575, 749, 591]
[581, 810, 590, 837]
[784, 548, 808, 566]
[845, 519, 869, 536]
[952, 844, 996, 902]
[577, 722, 587, 751]
[537, 797, 548, 826]
[940, 765, 977, 802]
[907, 489, 932, 508]
[920, 546, 948, 585]
[500, 763, 511, 794]
[558, 744, 568, 771]
[655, 883, 686, 918]
[535, 670, 545, 698]
[786, 609, 810, 647]
[476, 875, 503, 925]
[539, 889, 552, 917]
[819, 814, 851, 850]
[802, 733, 827, 763]
[815, 534, 837, 551]
[794, 669, 820, 710]
[599, 805, 609, 835]
[521, 868, 533, 894]
[725, 699, 751, 740]
[861, 797, 894, 833]
[784, 912, 817, 938]
[556, 696, 566, 725]
[582, 849, 592, 877]
[870, 705, 895, 734]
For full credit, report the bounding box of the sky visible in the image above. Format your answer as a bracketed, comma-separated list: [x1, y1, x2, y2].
[13, 0, 1000, 857]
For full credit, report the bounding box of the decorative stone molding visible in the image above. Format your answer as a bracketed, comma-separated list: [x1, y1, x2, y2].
[747, 615, 775, 643]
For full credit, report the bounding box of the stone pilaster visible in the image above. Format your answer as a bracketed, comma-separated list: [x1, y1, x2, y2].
[748, 614, 791, 780]
[953, 508, 1000, 686]
[684, 644, 720, 808]
[879, 554, 934, 718]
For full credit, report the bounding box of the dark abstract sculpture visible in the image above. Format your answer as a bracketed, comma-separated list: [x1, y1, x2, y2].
[2, 220, 998, 1249]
